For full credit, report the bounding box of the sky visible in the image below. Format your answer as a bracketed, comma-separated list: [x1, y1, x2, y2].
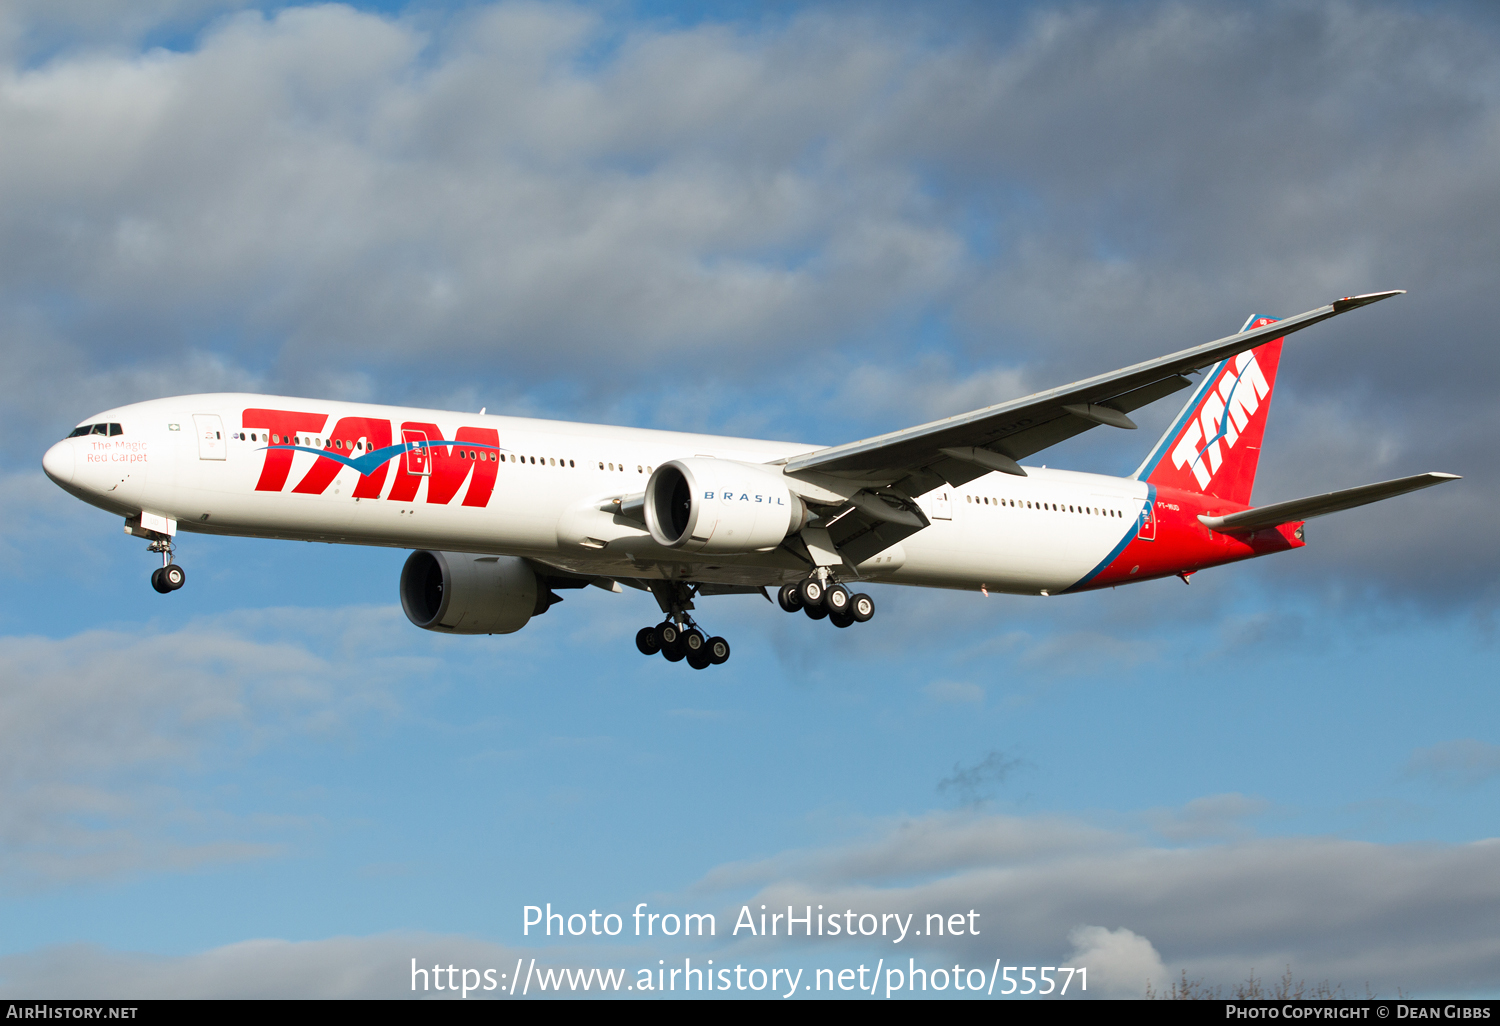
[0, 0, 1497, 1001]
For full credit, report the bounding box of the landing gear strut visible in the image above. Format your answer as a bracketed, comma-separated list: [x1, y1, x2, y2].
[146, 537, 186, 594]
[635, 582, 731, 670]
[778, 570, 874, 630]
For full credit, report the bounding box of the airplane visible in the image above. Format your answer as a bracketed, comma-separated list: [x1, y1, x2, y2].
[42, 290, 1457, 670]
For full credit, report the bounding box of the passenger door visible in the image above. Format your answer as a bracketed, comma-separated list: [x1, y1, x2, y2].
[1137, 501, 1157, 541]
[402, 428, 432, 477]
[192, 414, 226, 460]
[926, 489, 953, 521]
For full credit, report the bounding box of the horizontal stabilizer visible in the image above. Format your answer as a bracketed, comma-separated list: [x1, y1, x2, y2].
[1198, 472, 1460, 532]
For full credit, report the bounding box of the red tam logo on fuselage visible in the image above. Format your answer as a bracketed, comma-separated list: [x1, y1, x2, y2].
[240, 410, 500, 506]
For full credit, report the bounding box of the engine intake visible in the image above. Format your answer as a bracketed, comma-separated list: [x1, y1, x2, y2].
[645, 459, 806, 554]
[399, 550, 541, 634]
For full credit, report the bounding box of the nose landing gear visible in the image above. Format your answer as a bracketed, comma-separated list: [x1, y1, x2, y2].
[146, 537, 186, 594]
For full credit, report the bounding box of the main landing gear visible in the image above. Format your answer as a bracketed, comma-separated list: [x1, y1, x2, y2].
[777, 572, 875, 630]
[147, 538, 186, 594]
[635, 581, 731, 670]
[635, 621, 731, 671]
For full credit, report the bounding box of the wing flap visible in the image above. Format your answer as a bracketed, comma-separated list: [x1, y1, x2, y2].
[1198, 472, 1460, 532]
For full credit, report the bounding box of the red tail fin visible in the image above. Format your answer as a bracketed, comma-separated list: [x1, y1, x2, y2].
[1134, 317, 1283, 507]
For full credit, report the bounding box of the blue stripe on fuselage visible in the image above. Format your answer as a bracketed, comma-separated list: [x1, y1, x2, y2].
[259, 439, 505, 478]
[1062, 484, 1155, 593]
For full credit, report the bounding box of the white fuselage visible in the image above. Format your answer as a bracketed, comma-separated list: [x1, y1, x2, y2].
[43, 393, 1151, 596]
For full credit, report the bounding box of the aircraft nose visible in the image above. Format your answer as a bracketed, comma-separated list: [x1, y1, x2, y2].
[42, 440, 75, 485]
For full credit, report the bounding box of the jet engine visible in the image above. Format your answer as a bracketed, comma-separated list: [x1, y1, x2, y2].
[399, 551, 541, 634]
[644, 458, 807, 554]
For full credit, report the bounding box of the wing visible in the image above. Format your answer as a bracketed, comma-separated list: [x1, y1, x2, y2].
[781, 292, 1404, 493]
[1197, 472, 1459, 532]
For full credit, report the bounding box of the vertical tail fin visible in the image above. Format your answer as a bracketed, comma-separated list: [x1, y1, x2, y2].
[1132, 316, 1284, 506]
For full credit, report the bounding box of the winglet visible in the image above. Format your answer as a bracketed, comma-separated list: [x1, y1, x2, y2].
[1331, 290, 1404, 314]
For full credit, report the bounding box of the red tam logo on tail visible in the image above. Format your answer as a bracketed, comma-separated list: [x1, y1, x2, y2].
[1141, 319, 1283, 507]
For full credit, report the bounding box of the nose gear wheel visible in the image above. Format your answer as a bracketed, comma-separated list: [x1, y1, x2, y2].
[143, 534, 186, 593]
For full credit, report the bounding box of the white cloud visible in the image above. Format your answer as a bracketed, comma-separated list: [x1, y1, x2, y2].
[3, 806, 1500, 997]
[1065, 925, 1168, 999]
[1145, 793, 1270, 842]
[691, 809, 1500, 997]
[0, 3, 962, 382]
[0, 933, 530, 999]
[0, 610, 405, 883]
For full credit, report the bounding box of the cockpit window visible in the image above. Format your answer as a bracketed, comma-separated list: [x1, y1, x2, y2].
[67, 422, 124, 439]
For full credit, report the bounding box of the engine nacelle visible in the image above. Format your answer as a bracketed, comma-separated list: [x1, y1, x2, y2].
[645, 458, 807, 554]
[399, 550, 539, 635]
